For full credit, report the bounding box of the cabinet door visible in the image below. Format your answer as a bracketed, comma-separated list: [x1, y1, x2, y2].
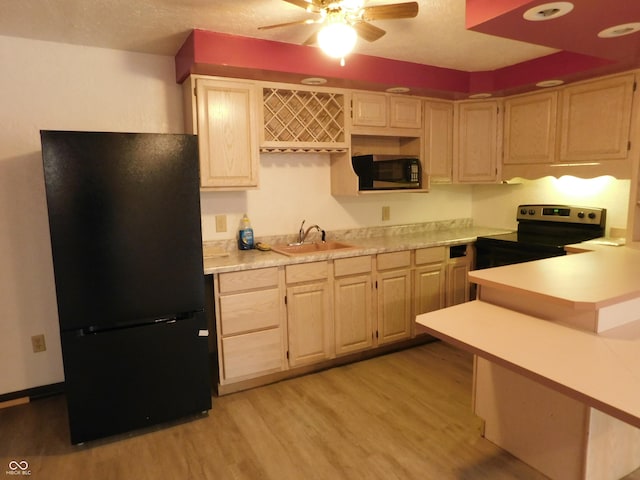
[287, 282, 333, 367]
[334, 274, 373, 355]
[504, 91, 558, 165]
[447, 259, 470, 307]
[376, 269, 412, 344]
[195, 78, 259, 189]
[424, 100, 454, 182]
[415, 264, 446, 315]
[389, 96, 422, 129]
[560, 73, 635, 162]
[221, 329, 285, 381]
[455, 101, 500, 183]
[352, 92, 387, 127]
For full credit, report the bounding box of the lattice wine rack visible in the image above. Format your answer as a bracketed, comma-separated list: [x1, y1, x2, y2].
[262, 87, 347, 152]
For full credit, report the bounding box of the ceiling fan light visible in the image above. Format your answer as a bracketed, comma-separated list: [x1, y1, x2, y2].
[318, 22, 357, 59]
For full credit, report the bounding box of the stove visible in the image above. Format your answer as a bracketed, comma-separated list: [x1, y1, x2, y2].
[475, 204, 607, 269]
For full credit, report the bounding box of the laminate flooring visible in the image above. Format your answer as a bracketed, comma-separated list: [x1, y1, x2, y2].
[2, 341, 640, 479]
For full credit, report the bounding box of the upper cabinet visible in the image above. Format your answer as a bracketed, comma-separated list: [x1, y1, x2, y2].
[352, 92, 422, 131]
[424, 100, 454, 183]
[260, 84, 348, 152]
[183, 76, 260, 190]
[503, 91, 558, 166]
[502, 72, 637, 180]
[454, 100, 501, 183]
[559, 73, 635, 162]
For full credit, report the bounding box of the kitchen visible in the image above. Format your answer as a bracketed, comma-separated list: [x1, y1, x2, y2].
[1, 0, 639, 478]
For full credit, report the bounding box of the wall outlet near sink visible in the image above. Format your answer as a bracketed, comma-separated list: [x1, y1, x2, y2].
[382, 206, 391, 221]
[215, 214, 227, 233]
[31, 334, 46, 353]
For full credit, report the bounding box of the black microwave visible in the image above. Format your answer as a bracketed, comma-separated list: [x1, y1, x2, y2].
[352, 154, 422, 190]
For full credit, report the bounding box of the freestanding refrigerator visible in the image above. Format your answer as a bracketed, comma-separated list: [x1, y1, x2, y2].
[41, 131, 212, 444]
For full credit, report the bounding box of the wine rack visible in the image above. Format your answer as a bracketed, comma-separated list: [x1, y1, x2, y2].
[261, 87, 347, 151]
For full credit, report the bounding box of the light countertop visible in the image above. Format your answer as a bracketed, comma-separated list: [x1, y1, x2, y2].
[469, 244, 640, 311]
[416, 300, 640, 429]
[203, 225, 509, 275]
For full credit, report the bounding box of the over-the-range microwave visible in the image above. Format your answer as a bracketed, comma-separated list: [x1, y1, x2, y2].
[352, 154, 422, 190]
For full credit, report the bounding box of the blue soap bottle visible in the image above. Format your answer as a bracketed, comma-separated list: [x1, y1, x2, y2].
[238, 214, 254, 250]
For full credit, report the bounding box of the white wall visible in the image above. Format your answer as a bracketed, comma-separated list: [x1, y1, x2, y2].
[0, 35, 184, 395]
[201, 153, 474, 240]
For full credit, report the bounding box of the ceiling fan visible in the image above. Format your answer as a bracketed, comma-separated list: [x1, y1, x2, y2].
[259, 0, 419, 64]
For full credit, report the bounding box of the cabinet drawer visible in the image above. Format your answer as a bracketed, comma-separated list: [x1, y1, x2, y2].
[218, 267, 279, 293]
[221, 329, 283, 380]
[334, 256, 372, 277]
[415, 247, 446, 265]
[219, 288, 281, 336]
[377, 251, 411, 270]
[286, 261, 328, 283]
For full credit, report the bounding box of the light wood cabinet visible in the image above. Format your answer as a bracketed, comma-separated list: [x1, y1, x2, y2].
[446, 245, 474, 307]
[503, 91, 558, 165]
[376, 251, 412, 344]
[215, 267, 286, 384]
[285, 262, 333, 367]
[352, 92, 422, 129]
[424, 100, 454, 183]
[333, 256, 373, 355]
[184, 76, 260, 190]
[260, 84, 348, 151]
[454, 100, 501, 183]
[414, 247, 446, 315]
[560, 73, 635, 162]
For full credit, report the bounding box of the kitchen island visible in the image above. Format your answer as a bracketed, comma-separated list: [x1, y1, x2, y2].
[416, 244, 640, 480]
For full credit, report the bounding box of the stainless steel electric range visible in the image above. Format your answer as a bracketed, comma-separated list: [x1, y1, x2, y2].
[475, 204, 607, 269]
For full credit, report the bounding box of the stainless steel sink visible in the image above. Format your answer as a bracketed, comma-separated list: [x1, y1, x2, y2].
[271, 241, 356, 256]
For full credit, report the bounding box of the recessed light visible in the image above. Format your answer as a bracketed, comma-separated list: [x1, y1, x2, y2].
[386, 86, 410, 93]
[598, 23, 640, 38]
[523, 2, 574, 22]
[301, 77, 327, 85]
[468, 93, 492, 99]
[536, 79, 564, 87]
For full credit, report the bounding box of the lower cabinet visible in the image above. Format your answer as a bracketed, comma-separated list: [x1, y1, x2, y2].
[214, 243, 471, 393]
[285, 261, 333, 367]
[215, 267, 287, 384]
[334, 256, 374, 355]
[414, 247, 446, 315]
[446, 245, 474, 306]
[376, 251, 413, 345]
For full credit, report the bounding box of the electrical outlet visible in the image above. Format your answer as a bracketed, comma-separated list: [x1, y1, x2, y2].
[31, 334, 46, 353]
[382, 206, 391, 221]
[215, 214, 227, 233]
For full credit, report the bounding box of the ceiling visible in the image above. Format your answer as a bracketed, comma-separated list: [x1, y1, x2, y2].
[1, 0, 639, 96]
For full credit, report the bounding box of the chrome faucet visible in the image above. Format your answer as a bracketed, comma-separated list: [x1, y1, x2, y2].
[297, 220, 326, 244]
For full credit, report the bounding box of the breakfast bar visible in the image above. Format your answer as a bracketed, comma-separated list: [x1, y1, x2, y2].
[416, 245, 640, 480]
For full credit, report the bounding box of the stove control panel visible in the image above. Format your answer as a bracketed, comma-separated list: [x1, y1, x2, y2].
[516, 204, 606, 226]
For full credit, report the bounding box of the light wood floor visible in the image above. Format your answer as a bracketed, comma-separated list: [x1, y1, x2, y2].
[2, 341, 640, 479]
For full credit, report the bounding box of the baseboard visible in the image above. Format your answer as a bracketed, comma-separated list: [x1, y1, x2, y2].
[0, 382, 65, 408]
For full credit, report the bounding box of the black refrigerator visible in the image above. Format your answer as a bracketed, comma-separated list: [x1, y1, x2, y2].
[41, 131, 212, 444]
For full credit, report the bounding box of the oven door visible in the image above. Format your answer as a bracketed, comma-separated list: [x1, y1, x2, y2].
[475, 238, 566, 269]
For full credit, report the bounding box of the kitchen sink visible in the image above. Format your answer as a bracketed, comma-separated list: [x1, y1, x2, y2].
[271, 241, 357, 256]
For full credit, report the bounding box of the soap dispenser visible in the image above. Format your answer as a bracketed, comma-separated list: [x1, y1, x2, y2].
[238, 214, 254, 250]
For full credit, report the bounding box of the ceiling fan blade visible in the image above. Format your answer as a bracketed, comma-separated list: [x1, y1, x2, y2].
[353, 21, 386, 42]
[303, 31, 318, 45]
[362, 2, 419, 21]
[258, 18, 316, 30]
